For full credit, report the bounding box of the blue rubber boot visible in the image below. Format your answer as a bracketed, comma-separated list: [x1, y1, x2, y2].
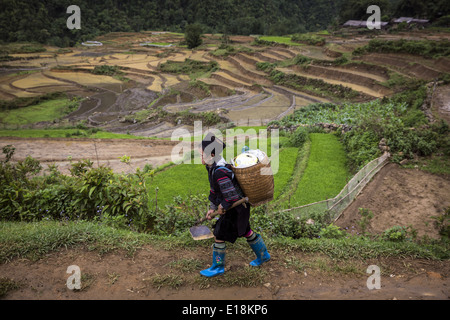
[248, 234, 270, 266]
[200, 244, 225, 277]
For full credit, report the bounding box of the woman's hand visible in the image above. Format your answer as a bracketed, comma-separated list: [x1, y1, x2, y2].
[217, 204, 225, 215]
[206, 205, 225, 220]
[206, 209, 215, 220]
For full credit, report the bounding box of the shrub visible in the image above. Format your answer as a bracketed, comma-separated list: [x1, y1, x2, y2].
[341, 128, 381, 171]
[256, 61, 277, 72]
[151, 194, 208, 236]
[251, 38, 277, 46]
[431, 207, 449, 239]
[184, 24, 203, 49]
[382, 226, 416, 242]
[91, 65, 123, 76]
[319, 224, 345, 239]
[0, 146, 154, 232]
[250, 206, 325, 239]
[159, 59, 218, 75]
[288, 126, 309, 148]
[353, 39, 450, 58]
[293, 55, 311, 65]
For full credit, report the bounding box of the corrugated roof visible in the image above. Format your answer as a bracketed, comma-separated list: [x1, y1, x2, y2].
[343, 20, 389, 27]
[393, 17, 429, 24]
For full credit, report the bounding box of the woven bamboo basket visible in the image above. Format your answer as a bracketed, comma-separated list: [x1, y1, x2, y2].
[231, 153, 274, 207]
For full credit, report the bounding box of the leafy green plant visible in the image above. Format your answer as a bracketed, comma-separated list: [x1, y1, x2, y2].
[382, 226, 417, 242]
[293, 55, 311, 66]
[251, 205, 326, 239]
[319, 224, 345, 239]
[256, 61, 277, 72]
[0, 146, 154, 232]
[287, 126, 309, 148]
[431, 207, 450, 239]
[357, 208, 373, 234]
[273, 88, 447, 171]
[151, 194, 208, 236]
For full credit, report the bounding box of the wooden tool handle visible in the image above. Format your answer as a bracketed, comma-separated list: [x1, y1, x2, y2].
[197, 197, 248, 224]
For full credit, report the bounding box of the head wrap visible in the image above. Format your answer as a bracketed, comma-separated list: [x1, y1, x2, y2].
[201, 132, 226, 157]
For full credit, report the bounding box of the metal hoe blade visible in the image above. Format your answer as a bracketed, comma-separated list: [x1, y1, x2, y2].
[189, 225, 214, 240]
[188, 197, 248, 241]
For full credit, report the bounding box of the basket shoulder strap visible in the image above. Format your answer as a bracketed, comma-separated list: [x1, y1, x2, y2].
[214, 166, 246, 199]
[214, 165, 234, 180]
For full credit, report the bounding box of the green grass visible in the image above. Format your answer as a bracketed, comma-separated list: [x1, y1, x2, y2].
[0, 98, 75, 125]
[0, 220, 447, 264]
[0, 42, 46, 54]
[291, 133, 349, 206]
[270, 139, 311, 208]
[0, 220, 150, 263]
[403, 155, 450, 176]
[89, 131, 158, 140]
[272, 147, 299, 200]
[149, 164, 209, 209]
[149, 140, 295, 209]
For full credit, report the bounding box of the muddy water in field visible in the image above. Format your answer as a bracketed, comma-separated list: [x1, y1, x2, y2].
[71, 98, 98, 117]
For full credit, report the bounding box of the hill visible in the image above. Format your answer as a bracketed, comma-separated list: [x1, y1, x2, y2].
[1, 0, 447, 47]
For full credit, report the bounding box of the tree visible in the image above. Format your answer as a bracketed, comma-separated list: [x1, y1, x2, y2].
[184, 24, 203, 49]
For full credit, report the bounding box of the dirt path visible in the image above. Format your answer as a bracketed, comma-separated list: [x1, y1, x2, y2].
[0, 137, 178, 174]
[0, 242, 448, 300]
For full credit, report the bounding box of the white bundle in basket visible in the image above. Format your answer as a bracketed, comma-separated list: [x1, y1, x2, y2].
[230, 148, 274, 207]
[232, 148, 267, 168]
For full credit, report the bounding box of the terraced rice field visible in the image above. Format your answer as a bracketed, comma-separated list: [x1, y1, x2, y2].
[1, 31, 448, 138]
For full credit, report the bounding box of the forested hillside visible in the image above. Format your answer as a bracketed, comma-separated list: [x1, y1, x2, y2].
[0, 0, 448, 47]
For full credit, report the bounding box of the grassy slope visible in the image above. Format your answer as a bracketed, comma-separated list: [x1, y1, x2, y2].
[0, 98, 71, 125]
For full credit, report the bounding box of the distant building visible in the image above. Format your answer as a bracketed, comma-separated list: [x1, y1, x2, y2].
[343, 20, 365, 28]
[392, 17, 429, 26]
[342, 20, 389, 29]
[81, 41, 103, 46]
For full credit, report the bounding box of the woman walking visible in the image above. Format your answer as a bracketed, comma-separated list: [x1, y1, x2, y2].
[199, 132, 270, 277]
